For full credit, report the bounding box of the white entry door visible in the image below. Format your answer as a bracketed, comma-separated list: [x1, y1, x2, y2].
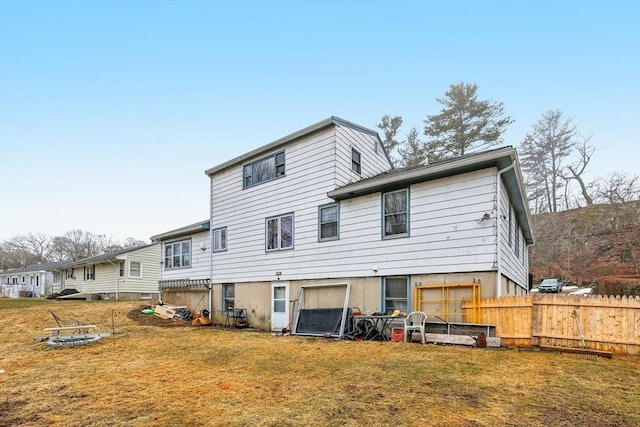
[271, 282, 289, 331]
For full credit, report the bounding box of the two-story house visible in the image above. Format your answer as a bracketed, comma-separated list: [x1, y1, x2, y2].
[199, 117, 533, 331]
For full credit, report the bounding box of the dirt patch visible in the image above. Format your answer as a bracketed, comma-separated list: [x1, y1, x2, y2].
[126, 306, 190, 328]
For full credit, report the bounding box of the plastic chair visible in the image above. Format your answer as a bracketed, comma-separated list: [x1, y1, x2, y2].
[404, 311, 427, 344]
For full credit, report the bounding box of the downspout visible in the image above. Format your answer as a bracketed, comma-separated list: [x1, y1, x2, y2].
[208, 177, 214, 320]
[496, 161, 515, 298]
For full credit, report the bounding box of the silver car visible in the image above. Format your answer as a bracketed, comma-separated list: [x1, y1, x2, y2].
[538, 278, 562, 293]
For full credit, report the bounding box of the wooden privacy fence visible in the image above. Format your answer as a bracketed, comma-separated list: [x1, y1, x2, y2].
[462, 294, 640, 355]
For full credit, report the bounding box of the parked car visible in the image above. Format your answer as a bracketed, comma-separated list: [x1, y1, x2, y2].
[537, 278, 562, 293]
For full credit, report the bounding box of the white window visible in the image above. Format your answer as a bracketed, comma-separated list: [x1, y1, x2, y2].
[129, 261, 142, 278]
[383, 189, 409, 238]
[351, 148, 361, 174]
[84, 265, 95, 281]
[21, 275, 25, 284]
[66, 268, 74, 279]
[243, 151, 285, 188]
[118, 262, 125, 277]
[319, 204, 339, 241]
[266, 213, 294, 251]
[164, 239, 191, 269]
[223, 283, 235, 313]
[53, 272, 62, 283]
[383, 277, 409, 314]
[213, 227, 227, 252]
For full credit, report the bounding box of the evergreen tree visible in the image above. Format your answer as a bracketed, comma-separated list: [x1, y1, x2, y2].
[424, 82, 514, 160]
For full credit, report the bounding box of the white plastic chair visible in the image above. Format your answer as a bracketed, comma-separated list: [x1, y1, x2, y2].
[404, 311, 427, 344]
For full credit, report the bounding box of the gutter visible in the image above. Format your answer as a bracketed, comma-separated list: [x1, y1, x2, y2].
[328, 147, 515, 200]
[496, 161, 515, 298]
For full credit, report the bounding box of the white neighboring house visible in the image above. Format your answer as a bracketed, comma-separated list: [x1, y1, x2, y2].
[62, 244, 160, 300]
[0, 260, 71, 298]
[199, 116, 534, 331]
[150, 220, 211, 311]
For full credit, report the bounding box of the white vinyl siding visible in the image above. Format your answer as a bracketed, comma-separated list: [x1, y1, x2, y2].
[499, 180, 529, 290]
[211, 163, 500, 282]
[160, 231, 210, 281]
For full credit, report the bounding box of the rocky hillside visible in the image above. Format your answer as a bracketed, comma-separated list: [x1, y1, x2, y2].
[528, 201, 640, 286]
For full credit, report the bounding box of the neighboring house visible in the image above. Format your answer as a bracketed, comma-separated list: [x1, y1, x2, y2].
[167, 116, 533, 331]
[62, 244, 161, 300]
[150, 220, 211, 312]
[0, 260, 71, 298]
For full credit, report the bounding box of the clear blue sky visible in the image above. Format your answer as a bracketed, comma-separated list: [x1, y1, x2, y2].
[1, 0, 638, 242]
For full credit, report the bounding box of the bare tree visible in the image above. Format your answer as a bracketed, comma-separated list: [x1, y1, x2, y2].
[520, 110, 576, 213]
[590, 172, 640, 204]
[562, 134, 595, 207]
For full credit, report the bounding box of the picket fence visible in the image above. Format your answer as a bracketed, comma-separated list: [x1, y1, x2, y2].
[461, 294, 640, 355]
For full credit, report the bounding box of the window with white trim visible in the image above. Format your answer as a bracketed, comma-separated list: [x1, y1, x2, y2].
[66, 268, 74, 279]
[383, 189, 409, 238]
[243, 151, 285, 188]
[164, 239, 191, 269]
[213, 227, 227, 252]
[266, 213, 294, 251]
[351, 148, 361, 174]
[21, 275, 25, 284]
[84, 265, 95, 281]
[118, 262, 125, 277]
[318, 204, 339, 241]
[383, 277, 409, 314]
[129, 261, 142, 278]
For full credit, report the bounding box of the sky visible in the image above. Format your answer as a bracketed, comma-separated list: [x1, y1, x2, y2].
[0, 0, 638, 243]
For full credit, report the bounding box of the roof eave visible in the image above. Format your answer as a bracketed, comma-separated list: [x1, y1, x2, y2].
[204, 116, 383, 176]
[150, 220, 211, 242]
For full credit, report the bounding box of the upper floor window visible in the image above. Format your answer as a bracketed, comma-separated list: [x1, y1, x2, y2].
[266, 213, 294, 251]
[319, 203, 339, 241]
[164, 239, 191, 269]
[213, 227, 227, 252]
[129, 261, 142, 278]
[351, 148, 361, 174]
[383, 189, 409, 238]
[84, 265, 95, 281]
[243, 151, 285, 188]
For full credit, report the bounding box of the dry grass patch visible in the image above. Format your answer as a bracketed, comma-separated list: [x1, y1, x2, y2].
[1, 299, 639, 426]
